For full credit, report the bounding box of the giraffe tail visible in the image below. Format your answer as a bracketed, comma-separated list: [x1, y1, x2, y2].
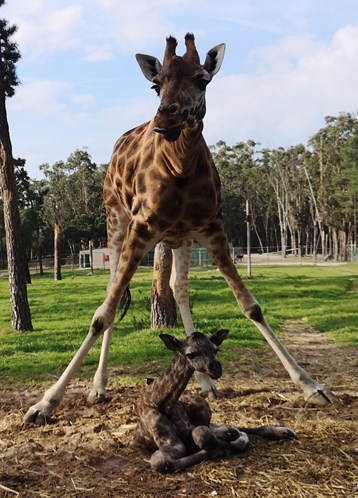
[117, 286, 132, 322]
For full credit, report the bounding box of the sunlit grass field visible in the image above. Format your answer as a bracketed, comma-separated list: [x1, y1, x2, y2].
[0, 263, 357, 385]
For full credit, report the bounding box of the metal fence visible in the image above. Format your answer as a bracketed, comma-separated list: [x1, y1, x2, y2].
[348, 246, 358, 262]
[140, 245, 244, 267]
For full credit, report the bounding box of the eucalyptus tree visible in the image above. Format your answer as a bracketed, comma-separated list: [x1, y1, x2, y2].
[40, 160, 72, 280]
[308, 113, 358, 259]
[41, 149, 107, 279]
[211, 140, 263, 248]
[64, 149, 107, 255]
[0, 4, 32, 331]
[14, 160, 49, 275]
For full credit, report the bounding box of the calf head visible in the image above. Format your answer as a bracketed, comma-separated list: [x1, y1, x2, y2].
[159, 329, 229, 379]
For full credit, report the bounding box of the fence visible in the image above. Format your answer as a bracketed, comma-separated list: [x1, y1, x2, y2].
[140, 245, 244, 267]
[348, 246, 358, 262]
[11, 243, 352, 276]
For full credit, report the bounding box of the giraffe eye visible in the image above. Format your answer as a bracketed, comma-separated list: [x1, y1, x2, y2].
[196, 78, 209, 91]
[186, 351, 199, 360]
[151, 84, 161, 96]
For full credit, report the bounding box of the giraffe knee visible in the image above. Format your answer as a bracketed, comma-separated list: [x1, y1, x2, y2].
[192, 426, 215, 450]
[91, 303, 115, 337]
[246, 303, 263, 323]
[91, 312, 112, 337]
[150, 450, 178, 474]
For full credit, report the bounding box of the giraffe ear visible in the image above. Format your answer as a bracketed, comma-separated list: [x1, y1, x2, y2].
[209, 329, 229, 346]
[203, 43, 226, 78]
[159, 333, 183, 352]
[135, 54, 163, 82]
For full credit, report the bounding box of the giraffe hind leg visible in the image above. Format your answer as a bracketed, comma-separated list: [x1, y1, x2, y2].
[196, 228, 337, 405]
[170, 242, 218, 398]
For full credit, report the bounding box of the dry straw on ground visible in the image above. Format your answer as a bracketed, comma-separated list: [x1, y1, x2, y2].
[1, 319, 357, 497]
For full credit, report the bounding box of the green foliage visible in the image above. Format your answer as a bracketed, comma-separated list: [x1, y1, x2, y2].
[0, 264, 356, 385]
[211, 113, 358, 260]
[0, 13, 21, 98]
[39, 149, 107, 243]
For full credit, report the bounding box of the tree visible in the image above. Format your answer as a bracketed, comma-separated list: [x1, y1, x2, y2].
[0, 5, 32, 331]
[63, 149, 107, 259]
[151, 243, 177, 329]
[41, 149, 107, 279]
[40, 160, 72, 280]
[14, 160, 49, 274]
[308, 113, 358, 259]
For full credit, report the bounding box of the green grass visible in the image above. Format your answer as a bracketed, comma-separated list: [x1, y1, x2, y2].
[0, 263, 357, 385]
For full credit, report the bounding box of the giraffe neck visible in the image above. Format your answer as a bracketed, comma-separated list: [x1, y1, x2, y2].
[147, 354, 194, 415]
[153, 121, 205, 178]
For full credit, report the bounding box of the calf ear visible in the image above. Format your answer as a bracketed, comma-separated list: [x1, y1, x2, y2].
[135, 54, 162, 82]
[159, 333, 183, 352]
[203, 43, 226, 78]
[209, 329, 229, 346]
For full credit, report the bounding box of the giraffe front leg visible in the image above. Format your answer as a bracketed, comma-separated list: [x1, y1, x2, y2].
[191, 425, 249, 460]
[171, 241, 217, 398]
[23, 324, 102, 424]
[24, 299, 120, 424]
[138, 409, 187, 474]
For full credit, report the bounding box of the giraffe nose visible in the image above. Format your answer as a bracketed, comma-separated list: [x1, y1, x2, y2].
[209, 360, 222, 379]
[159, 103, 180, 115]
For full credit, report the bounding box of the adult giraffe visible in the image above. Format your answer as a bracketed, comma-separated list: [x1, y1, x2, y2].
[24, 34, 335, 424]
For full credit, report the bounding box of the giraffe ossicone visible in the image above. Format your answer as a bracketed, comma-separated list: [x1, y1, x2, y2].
[24, 33, 336, 425]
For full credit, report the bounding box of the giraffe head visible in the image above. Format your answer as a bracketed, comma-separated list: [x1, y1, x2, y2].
[159, 329, 229, 379]
[136, 33, 225, 141]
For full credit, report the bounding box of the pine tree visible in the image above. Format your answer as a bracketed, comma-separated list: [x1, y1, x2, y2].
[0, 3, 32, 331]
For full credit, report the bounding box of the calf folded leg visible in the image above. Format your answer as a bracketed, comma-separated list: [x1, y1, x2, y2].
[239, 425, 296, 440]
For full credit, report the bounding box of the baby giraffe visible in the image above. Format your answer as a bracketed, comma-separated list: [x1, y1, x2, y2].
[135, 330, 296, 473]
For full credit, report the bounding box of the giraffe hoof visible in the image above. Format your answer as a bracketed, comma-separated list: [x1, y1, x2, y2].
[263, 426, 297, 440]
[23, 407, 52, 425]
[305, 387, 338, 405]
[201, 387, 219, 401]
[87, 390, 109, 405]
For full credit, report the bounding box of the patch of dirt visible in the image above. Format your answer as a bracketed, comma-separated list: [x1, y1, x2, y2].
[1, 320, 357, 497]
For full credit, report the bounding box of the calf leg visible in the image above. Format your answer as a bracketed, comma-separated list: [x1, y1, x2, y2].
[175, 425, 249, 471]
[178, 394, 212, 426]
[239, 425, 296, 440]
[137, 408, 187, 474]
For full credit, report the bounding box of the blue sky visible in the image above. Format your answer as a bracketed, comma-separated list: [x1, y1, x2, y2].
[3, 0, 358, 178]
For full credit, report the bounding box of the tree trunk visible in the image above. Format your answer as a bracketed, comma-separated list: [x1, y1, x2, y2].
[36, 227, 44, 275]
[151, 243, 177, 329]
[0, 93, 33, 331]
[338, 227, 347, 261]
[38, 247, 43, 275]
[54, 222, 62, 280]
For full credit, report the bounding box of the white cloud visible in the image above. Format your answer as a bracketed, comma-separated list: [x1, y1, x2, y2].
[71, 93, 95, 106]
[4, 4, 84, 59]
[9, 80, 71, 117]
[204, 23, 358, 147]
[82, 44, 113, 61]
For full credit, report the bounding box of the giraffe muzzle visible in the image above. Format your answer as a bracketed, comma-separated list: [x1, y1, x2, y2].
[207, 360, 223, 380]
[154, 125, 182, 142]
